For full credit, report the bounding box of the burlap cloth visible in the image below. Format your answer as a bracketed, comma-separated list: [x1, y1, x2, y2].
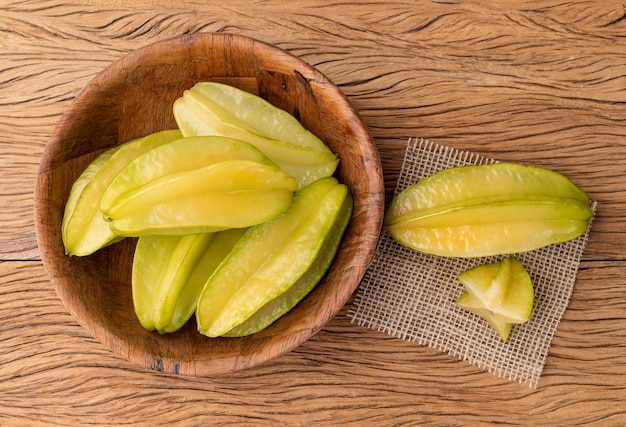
[348, 138, 595, 387]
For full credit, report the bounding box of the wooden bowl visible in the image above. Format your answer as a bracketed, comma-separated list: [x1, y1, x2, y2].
[34, 33, 384, 376]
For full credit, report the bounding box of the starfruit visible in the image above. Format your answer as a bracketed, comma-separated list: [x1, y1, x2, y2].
[385, 163, 593, 257]
[99, 136, 298, 236]
[224, 186, 353, 337]
[172, 82, 339, 188]
[182, 81, 330, 151]
[196, 177, 351, 338]
[456, 256, 534, 342]
[132, 228, 246, 334]
[62, 129, 182, 256]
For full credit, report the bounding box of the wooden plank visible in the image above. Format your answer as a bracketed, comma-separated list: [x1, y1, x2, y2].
[0, 261, 624, 425]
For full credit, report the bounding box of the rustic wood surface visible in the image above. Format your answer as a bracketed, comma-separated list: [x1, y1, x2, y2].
[1, 1, 625, 425]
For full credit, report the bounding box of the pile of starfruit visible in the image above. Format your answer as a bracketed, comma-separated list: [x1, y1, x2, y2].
[62, 82, 352, 337]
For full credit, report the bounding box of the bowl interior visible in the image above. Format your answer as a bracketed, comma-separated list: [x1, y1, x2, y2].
[35, 33, 384, 376]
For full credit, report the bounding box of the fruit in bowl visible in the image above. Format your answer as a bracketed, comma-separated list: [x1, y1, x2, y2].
[34, 33, 384, 376]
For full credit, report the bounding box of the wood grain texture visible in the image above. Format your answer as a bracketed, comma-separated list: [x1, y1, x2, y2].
[2, 0, 626, 425]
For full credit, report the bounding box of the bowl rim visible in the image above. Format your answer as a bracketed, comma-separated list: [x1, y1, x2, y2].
[34, 32, 384, 376]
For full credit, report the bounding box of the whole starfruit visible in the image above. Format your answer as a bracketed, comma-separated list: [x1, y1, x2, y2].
[172, 82, 339, 188]
[385, 163, 593, 257]
[99, 136, 298, 236]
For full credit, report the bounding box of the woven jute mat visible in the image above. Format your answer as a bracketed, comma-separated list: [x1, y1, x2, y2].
[348, 138, 595, 387]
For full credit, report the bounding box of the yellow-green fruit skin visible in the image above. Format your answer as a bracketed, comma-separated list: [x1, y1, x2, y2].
[196, 177, 350, 338]
[172, 82, 339, 188]
[100, 135, 279, 212]
[132, 228, 246, 334]
[99, 136, 298, 236]
[133, 233, 213, 333]
[61, 129, 182, 256]
[385, 163, 593, 257]
[183, 82, 329, 151]
[224, 190, 353, 337]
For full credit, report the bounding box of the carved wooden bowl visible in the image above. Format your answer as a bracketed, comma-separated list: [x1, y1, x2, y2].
[34, 33, 384, 376]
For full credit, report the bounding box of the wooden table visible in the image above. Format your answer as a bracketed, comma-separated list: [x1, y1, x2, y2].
[2, 1, 625, 425]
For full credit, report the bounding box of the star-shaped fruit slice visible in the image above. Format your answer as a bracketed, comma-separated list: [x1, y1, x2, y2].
[456, 256, 534, 342]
